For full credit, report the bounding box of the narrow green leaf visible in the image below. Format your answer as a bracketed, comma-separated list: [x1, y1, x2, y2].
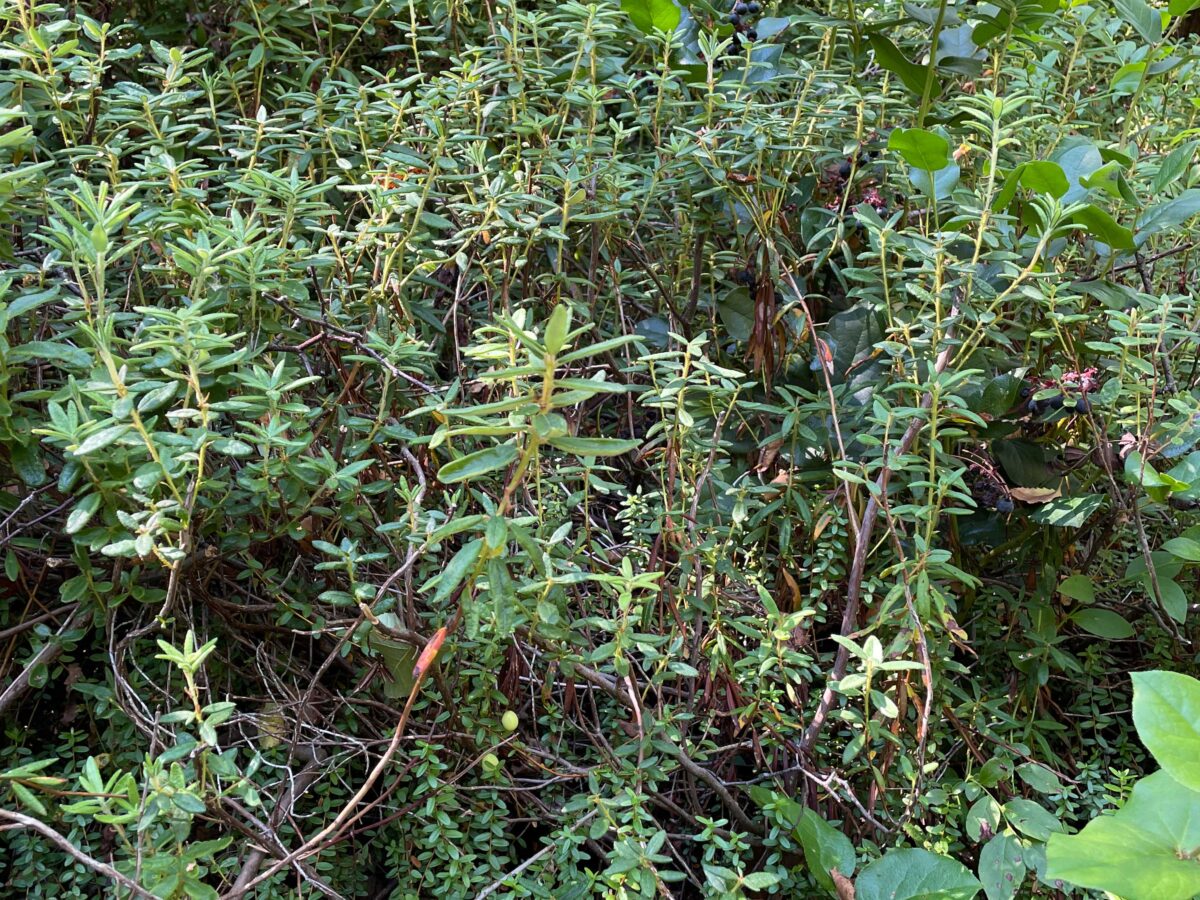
[437, 443, 519, 483]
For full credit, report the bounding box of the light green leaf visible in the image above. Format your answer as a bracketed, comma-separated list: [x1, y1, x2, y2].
[437, 443, 519, 483]
[1113, 0, 1163, 42]
[888, 128, 951, 171]
[1132, 671, 1200, 789]
[1057, 574, 1094, 603]
[856, 848, 981, 900]
[978, 832, 1027, 900]
[432, 538, 483, 603]
[1072, 609, 1134, 640]
[794, 809, 856, 893]
[546, 436, 640, 457]
[1046, 770, 1200, 900]
[1162, 537, 1200, 561]
[620, 0, 681, 34]
[73, 424, 131, 457]
[1003, 799, 1062, 842]
[66, 492, 103, 535]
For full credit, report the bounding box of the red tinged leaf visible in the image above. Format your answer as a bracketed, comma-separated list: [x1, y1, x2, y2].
[412, 627, 448, 680]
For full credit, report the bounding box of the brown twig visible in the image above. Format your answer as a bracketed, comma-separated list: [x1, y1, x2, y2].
[0, 808, 157, 898]
[799, 295, 961, 755]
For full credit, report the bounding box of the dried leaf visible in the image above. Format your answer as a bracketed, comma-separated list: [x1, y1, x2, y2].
[1010, 486, 1063, 503]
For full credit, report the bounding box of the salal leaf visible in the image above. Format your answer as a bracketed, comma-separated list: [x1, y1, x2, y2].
[1132, 671, 1200, 789]
[794, 809, 856, 893]
[1070, 204, 1135, 250]
[1045, 770, 1200, 900]
[888, 127, 951, 171]
[856, 848, 982, 900]
[620, 0, 681, 34]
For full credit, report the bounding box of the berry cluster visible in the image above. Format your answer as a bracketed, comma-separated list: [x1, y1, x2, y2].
[969, 469, 1013, 513]
[1020, 368, 1100, 417]
[728, 0, 762, 41]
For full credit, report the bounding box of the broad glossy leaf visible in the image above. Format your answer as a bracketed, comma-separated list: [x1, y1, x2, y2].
[868, 33, 935, 97]
[794, 809, 856, 893]
[621, 0, 681, 34]
[888, 127, 951, 171]
[1056, 574, 1095, 603]
[1072, 609, 1134, 640]
[1045, 771, 1200, 900]
[1113, 0, 1163, 42]
[1132, 671, 1200, 789]
[1019, 161, 1069, 198]
[856, 848, 982, 900]
[1050, 139, 1104, 204]
[1162, 536, 1200, 561]
[1003, 799, 1062, 842]
[978, 832, 1027, 900]
[437, 443, 519, 484]
[1070, 204, 1135, 250]
[1030, 494, 1105, 528]
[1136, 189, 1200, 245]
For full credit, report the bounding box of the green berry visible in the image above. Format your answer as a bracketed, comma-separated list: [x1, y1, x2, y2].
[502, 710, 519, 732]
[482, 752, 501, 771]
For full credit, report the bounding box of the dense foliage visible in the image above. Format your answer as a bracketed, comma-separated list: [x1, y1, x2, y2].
[2, 0, 1200, 896]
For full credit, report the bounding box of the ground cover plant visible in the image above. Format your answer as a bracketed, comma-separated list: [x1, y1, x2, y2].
[1, 0, 1200, 896]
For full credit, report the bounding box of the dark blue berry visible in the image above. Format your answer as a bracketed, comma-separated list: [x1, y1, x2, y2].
[1075, 396, 1090, 413]
[747, 28, 758, 39]
[747, 1, 761, 11]
[733, 2, 749, 13]
[728, 13, 741, 23]
[996, 497, 1014, 513]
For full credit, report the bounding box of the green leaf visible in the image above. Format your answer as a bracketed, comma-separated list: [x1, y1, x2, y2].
[1137, 190, 1200, 244]
[1045, 771, 1200, 900]
[794, 809, 856, 893]
[1162, 536, 1200, 561]
[620, 0, 681, 34]
[1113, 0, 1163, 42]
[432, 538, 483, 603]
[544, 304, 571, 356]
[1002, 799, 1062, 842]
[856, 848, 982, 900]
[437, 443, 519, 484]
[1030, 494, 1105, 528]
[172, 791, 207, 814]
[1016, 763, 1063, 795]
[1070, 204, 1135, 250]
[546, 436, 640, 457]
[964, 795, 1001, 842]
[910, 160, 960, 200]
[11, 782, 47, 816]
[1169, 0, 1200, 16]
[978, 832, 1027, 900]
[868, 33, 937, 97]
[1019, 161, 1069, 198]
[1057, 574, 1094, 603]
[888, 128, 951, 171]
[1050, 139, 1104, 204]
[66, 492, 103, 535]
[1072, 609, 1134, 640]
[74, 424, 131, 457]
[1132, 671, 1200, 789]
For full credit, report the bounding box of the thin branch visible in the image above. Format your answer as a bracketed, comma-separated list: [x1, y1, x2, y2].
[0, 808, 157, 899]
